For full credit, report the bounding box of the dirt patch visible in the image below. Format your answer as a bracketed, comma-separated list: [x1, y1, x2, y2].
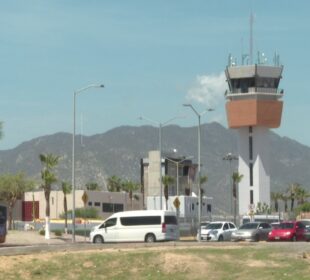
[161, 252, 209, 276]
[245, 259, 282, 268]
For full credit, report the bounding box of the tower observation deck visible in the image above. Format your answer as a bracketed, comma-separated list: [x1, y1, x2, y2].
[224, 53, 284, 217]
[225, 55, 284, 128]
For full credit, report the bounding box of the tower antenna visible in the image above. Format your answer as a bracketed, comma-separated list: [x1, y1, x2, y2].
[249, 12, 254, 65]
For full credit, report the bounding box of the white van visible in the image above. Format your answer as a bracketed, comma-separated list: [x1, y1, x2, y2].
[90, 210, 179, 243]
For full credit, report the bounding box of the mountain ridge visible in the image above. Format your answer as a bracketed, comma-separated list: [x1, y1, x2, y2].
[0, 122, 309, 213]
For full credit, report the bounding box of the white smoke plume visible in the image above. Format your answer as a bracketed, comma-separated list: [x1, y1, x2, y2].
[186, 72, 227, 107]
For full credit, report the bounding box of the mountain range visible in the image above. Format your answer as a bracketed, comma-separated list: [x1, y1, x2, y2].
[1, 122, 310, 213]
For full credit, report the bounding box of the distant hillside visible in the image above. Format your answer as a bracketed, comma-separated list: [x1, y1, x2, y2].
[1, 122, 310, 213]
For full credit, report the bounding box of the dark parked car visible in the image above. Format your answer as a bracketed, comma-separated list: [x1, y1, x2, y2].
[268, 221, 306, 241]
[231, 222, 272, 242]
[299, 220, 310, 241]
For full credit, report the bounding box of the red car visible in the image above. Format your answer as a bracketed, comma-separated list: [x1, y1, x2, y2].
[268, 221, 306, 241]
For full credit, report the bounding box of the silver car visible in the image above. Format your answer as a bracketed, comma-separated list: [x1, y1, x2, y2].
[231, 222, 272, 242]
[198, 221, 237, 241]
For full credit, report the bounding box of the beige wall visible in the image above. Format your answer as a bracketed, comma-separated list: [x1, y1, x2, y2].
[24, 190, 143, 220]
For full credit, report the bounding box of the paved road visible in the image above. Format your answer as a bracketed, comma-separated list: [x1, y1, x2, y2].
[1, 230, 309, 256]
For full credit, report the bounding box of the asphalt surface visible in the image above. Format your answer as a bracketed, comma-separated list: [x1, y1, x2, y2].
[1, 230, 309, 257]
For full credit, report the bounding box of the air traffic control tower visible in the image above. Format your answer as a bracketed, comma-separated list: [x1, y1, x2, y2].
[225, 53, 284, 216]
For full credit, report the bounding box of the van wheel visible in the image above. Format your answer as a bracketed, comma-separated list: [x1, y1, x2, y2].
[218, 235, 224, 242]
[93, 235, 104, 244]
[145, 233, 156, 243]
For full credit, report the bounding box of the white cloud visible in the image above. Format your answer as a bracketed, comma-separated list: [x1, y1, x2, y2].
[186, 72, 227, 107]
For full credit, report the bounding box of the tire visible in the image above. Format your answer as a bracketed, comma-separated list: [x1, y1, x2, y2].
[93, 235, 104, 244]
[255, 234, 260, 242]
[145, 233, 156, 243]
[218, 235, 224, 242]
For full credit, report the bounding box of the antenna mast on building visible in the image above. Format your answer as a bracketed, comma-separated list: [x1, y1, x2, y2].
[249, 12, 254, 65]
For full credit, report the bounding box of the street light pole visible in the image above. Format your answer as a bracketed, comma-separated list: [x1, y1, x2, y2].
[223, 152, 238, 221]
[72, 83, 104, 242]
[139, 116, 182, 210]
[183, 104, 213, 242]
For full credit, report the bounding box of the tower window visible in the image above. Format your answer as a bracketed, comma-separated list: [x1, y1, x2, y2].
[249, 136, 253, 160]
[249, 163, 253, 186]
[250, 190, 254, 204]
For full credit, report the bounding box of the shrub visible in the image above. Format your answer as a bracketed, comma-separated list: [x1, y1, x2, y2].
[52, 229, 63, 237]
[60, 207, 99, 219]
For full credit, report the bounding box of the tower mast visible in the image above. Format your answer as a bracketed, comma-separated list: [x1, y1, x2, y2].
[249, 12, 254, 65]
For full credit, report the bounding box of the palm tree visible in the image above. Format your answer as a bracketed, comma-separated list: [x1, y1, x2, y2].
[122, 180, 140, 210]
[61, 181, 72, 234]
[39, 153, 60, 240]
[296, 187, 309, 205]
[280, 193, 289, 212]
[85, 182, 100, 191]
[288, 183, 300, 211]
[271, 192, 281, 212]
[232, 172, 243, 225]
[162, 175, 175, 210]
[107, 175, 123, 192]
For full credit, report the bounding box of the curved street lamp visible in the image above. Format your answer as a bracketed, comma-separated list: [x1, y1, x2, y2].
[72, 83, 104, 242]
[183, 103, 214, 242]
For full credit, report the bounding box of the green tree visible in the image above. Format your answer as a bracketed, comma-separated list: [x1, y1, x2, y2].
[162, 175, 175, 210]
[39, 153, 60, 239]
[0, 173, 34, 230]
[61, 181, 72, 234]
[107, 175, 123, 192]
[297, 202, 310, 213]
[295, 187, 309, 205]
[232, 172, 243, 225]
[122, 180, 140, 210]
[85, 182, 100, 191]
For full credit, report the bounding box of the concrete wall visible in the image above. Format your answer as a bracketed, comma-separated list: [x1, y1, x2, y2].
[24, 190, 144, 220]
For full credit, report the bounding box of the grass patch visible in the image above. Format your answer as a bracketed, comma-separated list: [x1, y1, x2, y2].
[0, 246, 309, 280]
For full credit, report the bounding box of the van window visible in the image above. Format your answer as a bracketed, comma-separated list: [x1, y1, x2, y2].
[164, 215, 177, 225]
[120, 216, 161, 226]
[105, 218, 117, 227]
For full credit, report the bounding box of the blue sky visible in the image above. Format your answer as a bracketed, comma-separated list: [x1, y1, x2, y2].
[1, 0, 310, 150]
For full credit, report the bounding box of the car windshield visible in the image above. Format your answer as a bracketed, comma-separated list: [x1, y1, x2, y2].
[279, 223, 294, 229]
[206, 223, 222, 230]
[239, 223, 259, 230]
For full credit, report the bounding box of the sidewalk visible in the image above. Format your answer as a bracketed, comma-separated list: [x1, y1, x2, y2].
[5, 230, 88, 246]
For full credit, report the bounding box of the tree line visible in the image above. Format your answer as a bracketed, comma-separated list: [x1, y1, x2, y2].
[0, 151, 141, 239]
